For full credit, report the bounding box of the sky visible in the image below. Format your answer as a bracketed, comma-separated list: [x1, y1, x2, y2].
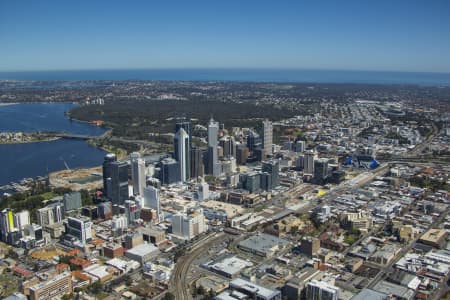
[1, 0, 450, 73]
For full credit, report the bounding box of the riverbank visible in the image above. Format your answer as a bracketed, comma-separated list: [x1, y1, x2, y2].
[0, 132, 61, 144]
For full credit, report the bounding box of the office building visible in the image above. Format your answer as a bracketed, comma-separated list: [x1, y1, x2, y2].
[110, 160, 129, 205]
[14, 210, 30, 232]
[207, 118, 220, 176]
[160, 157, 181, 184]
[219, 135, 235, 158]
[98, 201, 113, 220]
[240, 172, 261, 193]
[306, 280, 339, 300]
[124, 232, 143, 249]
[102, 153, 117, 196]
[36, 204, 63, 227]
[196, 180, 209, 201]
[23, 224, 43, 241]
[190, 146, 204, 178]
[174, 128, 190, 182]
[304, 150, 315, 174]
[143, 186, 161, 216]
[235, 144, 249, 165]
[172, 208, 207, 240]
[295, 140, 306, 153]
[314, 158, 329, 183]
[175, 120, 192, 147]
[63, 192, 82, 212]
[130, 152, 146, 196]
[262, 160, 280, 189]
[64, 217, 93, 244]
[29, 271, 72, 300]
[262, 119, 273, 157]
[0, 209, 19, 243]
[300, 236, 321, 257]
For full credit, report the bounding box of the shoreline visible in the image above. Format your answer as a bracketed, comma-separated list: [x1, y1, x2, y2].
[0, 136, 61, 145]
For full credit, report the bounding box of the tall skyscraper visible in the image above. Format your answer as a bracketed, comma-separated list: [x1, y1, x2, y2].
[130, 152, 146, 196]
[174, 128, 190, 182]
[190, 146, 204, 179]
[102, 153, 117, 196]
[175, 120, 192, 147]
[262, 119, 273, 157]
[304, 150, 315, 175]
[207, 118, 220, 176]
[109, 161, 129, 205]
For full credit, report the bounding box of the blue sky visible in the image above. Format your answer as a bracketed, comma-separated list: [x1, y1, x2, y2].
[1, 0, 450, 72]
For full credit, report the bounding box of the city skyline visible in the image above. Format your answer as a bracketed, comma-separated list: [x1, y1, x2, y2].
[1, 0, 450, 73]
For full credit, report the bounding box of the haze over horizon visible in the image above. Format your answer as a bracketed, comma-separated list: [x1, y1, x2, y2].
[1, 0, 450, 73]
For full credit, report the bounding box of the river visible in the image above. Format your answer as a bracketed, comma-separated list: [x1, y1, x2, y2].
[0, 103, 107, 186]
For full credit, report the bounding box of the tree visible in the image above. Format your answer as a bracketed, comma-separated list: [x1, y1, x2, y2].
[162, 292, 175, 300]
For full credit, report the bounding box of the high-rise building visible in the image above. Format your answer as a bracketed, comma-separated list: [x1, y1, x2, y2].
[240, 172, 261, 193]
[314, 158, 329, 183]
[300, 236, 321, 256]
[130, 152, 146, 196]
[246, 130, 261, 152]
[175, 120, 192, 147]
[63, 192, 82, 212]
[304, 151, 315, 175]
[306, 280, 339, 300]
[160, 158, 181, 184]
[262, 160, 280, 190]
[36, 203, 63, 227]
[143, 186, 161, 216]
[220, 135, 236, 158]
[102, 153, 117, 196]
[235, 144, 249, 165]
[64, 217, 93, 244]
[207, 118, 220, 176]
[262, 119, 273, 157]
[14, 210, 30, 232]
[196, 180, 209, 201]
[295, 140, 306, 153]
[190, 147, 204, 179]
[171, 208, 207, 240]
[109, 160, 129, 205]
[174, 128, 190, 182]
[0, 209, 19, 243]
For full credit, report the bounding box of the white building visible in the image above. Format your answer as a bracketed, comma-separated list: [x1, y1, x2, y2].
[65, 217, 92, 244]
[174, 128, 190, 182]
[130, 152, 146, 196]
[172, 208, 207, 240]
[262, 119, 273, 156]
[306, 279, 339, 300]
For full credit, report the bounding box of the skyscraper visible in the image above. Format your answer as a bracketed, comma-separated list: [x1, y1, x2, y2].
[304, 150, 315, 175]
[190, 146, 204, 179]
[175, 120, 192, 147]
[262, 160, 280, 190]
[143, 186, 161, 216]
[130, 152, 146, 196]
[207, 118, 220, 176]
[102, 153, 117, 196]
[110, 161, 129, 205]
[160, 157, 181, 184]
[306, 280, 339, 300]
[314, 158, 329, 183]
[262, 119, 273, 157]
[174, 128, 190, 182]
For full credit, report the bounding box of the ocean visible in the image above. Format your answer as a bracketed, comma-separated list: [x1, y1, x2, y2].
[0, 69, 449, 86]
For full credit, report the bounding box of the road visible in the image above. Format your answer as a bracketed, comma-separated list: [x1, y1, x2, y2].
[367, 206, 450, 290]
[169, 232, 226, 300]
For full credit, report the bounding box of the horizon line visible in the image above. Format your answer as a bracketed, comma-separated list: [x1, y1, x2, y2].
[1, 67, 450, 75]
